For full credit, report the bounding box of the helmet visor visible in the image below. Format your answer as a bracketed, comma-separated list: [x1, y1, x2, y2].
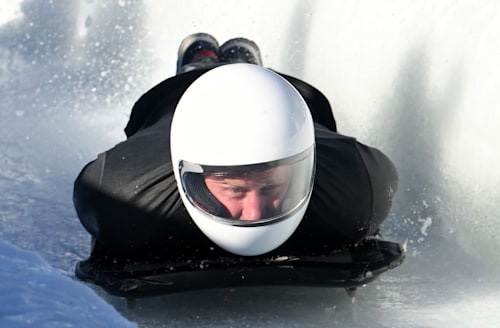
[179, 146, 315, 226]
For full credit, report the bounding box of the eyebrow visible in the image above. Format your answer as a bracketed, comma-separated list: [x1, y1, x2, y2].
[221, 179, 285, 189]
[218, 179, 250, 187]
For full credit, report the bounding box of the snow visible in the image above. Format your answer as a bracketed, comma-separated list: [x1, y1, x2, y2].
[1, 0, 500, 327]
[0, 239, 137, 328]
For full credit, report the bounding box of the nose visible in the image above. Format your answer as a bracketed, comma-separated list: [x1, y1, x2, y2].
[240, 190, 263, 221]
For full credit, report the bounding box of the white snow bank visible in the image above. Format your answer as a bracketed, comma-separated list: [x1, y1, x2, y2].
[0, 239, 137, 328]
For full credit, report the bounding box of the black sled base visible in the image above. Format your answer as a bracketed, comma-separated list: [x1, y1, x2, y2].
[75, 238, 405, 298]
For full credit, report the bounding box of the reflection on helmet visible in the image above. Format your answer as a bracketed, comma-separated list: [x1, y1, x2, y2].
[180, 146, 315, 226]
[170, 63, 315, 256]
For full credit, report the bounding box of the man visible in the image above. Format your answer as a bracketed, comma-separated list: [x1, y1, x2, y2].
[73, 33, 398, 259]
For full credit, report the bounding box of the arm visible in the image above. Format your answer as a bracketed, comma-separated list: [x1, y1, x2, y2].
[307, 123, 398, 243]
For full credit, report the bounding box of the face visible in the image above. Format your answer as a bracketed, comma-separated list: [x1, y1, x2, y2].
[204, 166, 291, 221]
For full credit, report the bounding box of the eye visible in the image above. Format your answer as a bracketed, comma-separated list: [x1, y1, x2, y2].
[223, 186, 247, 197]
[231, 187, 244, 194]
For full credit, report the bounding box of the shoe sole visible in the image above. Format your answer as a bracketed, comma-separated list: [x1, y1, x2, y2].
[177, 33, 219, 71]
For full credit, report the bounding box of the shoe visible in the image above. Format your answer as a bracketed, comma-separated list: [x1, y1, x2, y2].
[176, 33, 219, 74]
[219, 38, 263, 66]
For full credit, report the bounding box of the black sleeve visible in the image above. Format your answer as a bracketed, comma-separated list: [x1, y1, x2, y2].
[73, 154, 105, 239]
[73, 112, 202, 253]
[74, 69, 219, 253]
[304, 123, 398, 243]
[355, 141, 398, 234]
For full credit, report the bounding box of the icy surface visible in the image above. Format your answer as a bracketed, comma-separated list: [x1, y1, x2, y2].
[1, 0, 500, 327]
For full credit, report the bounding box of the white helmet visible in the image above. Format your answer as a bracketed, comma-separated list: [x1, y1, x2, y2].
[170, 64, 315, 256]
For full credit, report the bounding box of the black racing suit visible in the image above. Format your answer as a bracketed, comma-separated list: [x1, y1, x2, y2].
[73, 67, 398, 257]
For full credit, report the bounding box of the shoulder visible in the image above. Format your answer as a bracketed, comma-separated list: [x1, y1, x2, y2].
[126, 65, 337, 136]
[314, 123, 397, 180]
[125, 68, 213, 137]
[274, 71, 337, 132]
